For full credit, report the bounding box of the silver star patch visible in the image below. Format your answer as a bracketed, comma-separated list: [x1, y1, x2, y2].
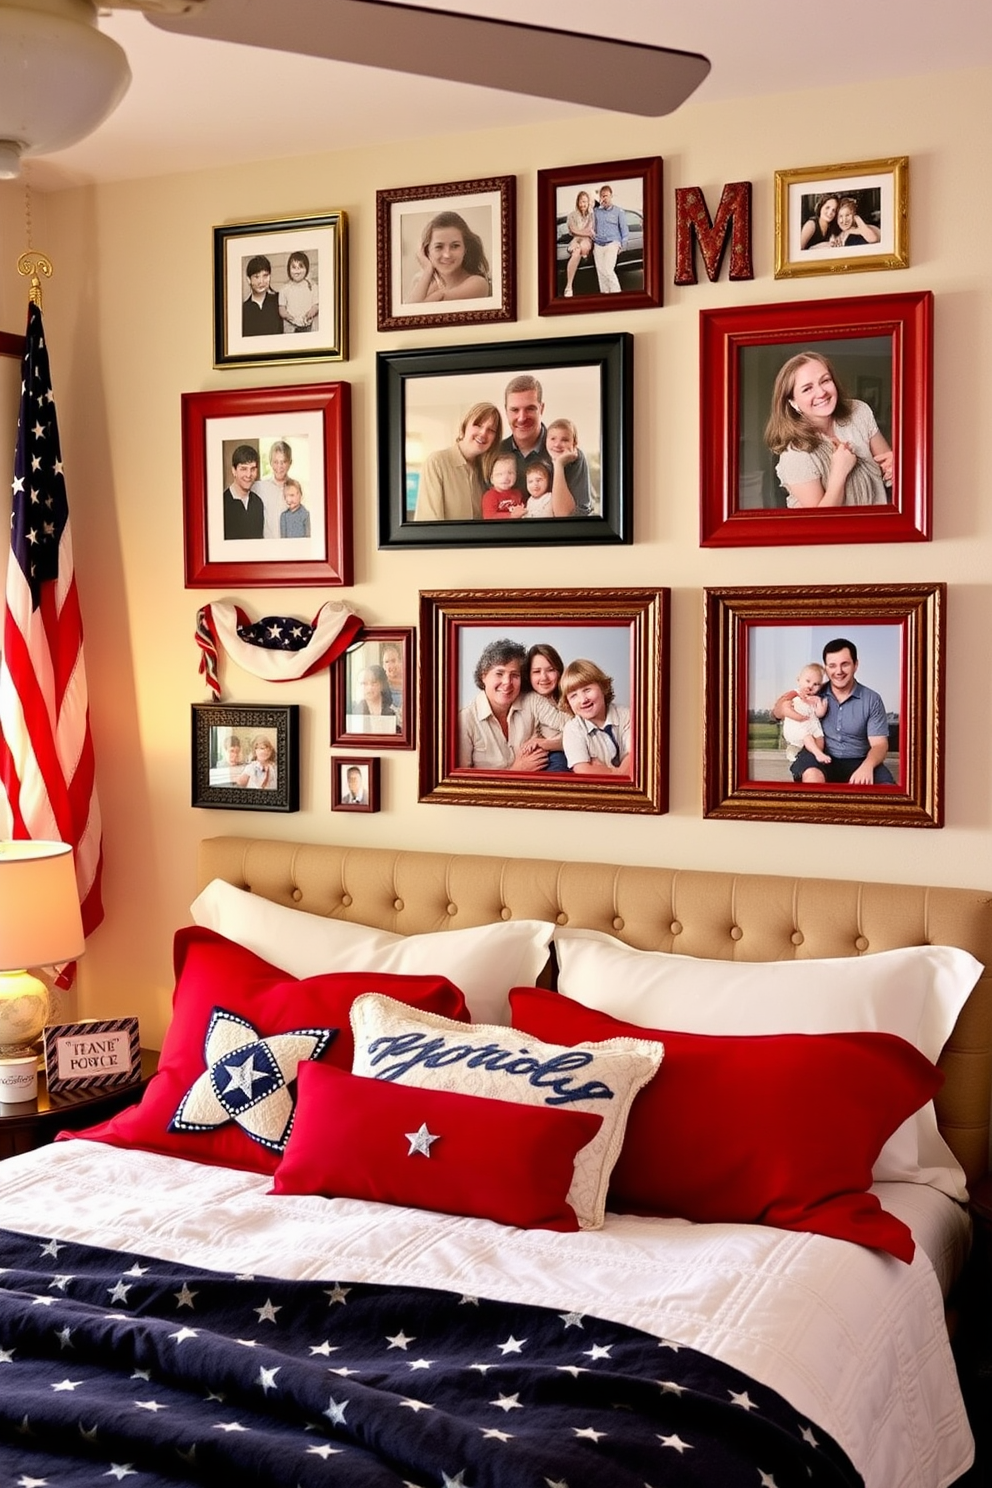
[405, 1122, 440, 1157]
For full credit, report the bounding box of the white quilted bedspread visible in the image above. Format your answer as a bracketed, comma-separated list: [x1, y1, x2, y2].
[0, 1141, 973, 1488]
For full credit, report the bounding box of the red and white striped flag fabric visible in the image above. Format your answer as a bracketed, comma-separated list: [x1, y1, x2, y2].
[0, 301, 104, 948]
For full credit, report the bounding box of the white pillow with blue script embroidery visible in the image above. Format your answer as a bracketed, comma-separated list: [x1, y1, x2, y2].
[350, 993, 664, 1229]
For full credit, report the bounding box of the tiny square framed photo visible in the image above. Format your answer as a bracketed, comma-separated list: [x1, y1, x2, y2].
[213, 212, 347, 367]
[699, 290, 932, 547]
[774, 157, 908, 279]
[182, 382, 352, 587]
[419, 587, 669, 814]
[377, 333, 632, 549]
[331, 756, 381, 813]
[330, 627, 415, 750]
[191, 704, 300, 812]
[537, 157, 663, 316]
[376, 176, 515, 331]
[702, 583, 944, 829]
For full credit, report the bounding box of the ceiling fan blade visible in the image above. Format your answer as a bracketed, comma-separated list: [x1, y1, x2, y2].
[144, 0, 710, 116]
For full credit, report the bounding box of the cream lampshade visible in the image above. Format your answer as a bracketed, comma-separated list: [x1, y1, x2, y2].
[0, 841, 85, 1053]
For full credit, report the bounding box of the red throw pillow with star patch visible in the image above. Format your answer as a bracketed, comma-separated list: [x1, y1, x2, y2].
[272, 1060, 603, 1231]
[59, 927, 469, 1175]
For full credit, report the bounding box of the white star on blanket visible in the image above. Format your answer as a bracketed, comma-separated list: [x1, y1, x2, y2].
[170, 1008, 334, 1152]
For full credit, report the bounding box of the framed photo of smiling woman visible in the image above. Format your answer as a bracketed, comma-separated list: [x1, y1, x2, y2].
[699, 290, 932, 548]
[376, 177, 516, 331]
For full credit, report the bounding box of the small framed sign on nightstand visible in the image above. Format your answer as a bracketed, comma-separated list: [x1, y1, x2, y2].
[42, 1017, 141, 1096]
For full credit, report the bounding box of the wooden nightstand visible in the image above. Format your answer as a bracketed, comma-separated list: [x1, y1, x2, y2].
[0, 1048, 158, 1160]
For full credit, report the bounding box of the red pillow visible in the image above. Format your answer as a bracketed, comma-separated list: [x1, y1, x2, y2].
[63, 927, 469, 1174]
[272, 1060, 603, 1231]
[509, 986, 944, 1261]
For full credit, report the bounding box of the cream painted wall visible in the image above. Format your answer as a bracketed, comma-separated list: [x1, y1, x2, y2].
[1, 68, 990, 1047]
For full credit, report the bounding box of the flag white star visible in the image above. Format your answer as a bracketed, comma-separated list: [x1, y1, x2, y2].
[16, 1477, 48, 1487]
[556, 1365, 588, 1377]
[387, 1330, 415, 1350]
[174, 1284, 198, 1308]
[56, 1327, 73, 1350]
[658, 1379, 686, 1395]
[107, 1281, 132, 1305]
[573, 1426, 606, 1442]
[729, 1389, 757, 1410]
[31, 421, 45, 439]
[169, 1327, 198, 1344]
[800, 1424, 819, 1447]
[490, 1393, 523, 1413]
[309, 1341, 338, 1356]
[307, 1444, 343, 1458]
[134, 1401, 167, 1413]
[442, 1473, 468, 1487]
[480, 1428, 514, 1441]
[12, 475, 24, 494]
[79, 1425, 98, 1443]
[257, 1366, 280, 1393]
[329, 1366, 361, 1376]
[467, 1363, 493, 1373]
[758, 1473, 779, 1487]
[325, 1398, 349, 1427]
[558, 1311, 585, 1328]
[266, 623, 284, 640]
[52, 1379, 82, 1392]
[105, 1466, 137, 1480]
[325, 1284, 350, 1305]
[459, 1295, 479, 1306]
[254, 1298, 282, 1324]
[583, 1344, 611, 1361]
[405, 1122, 440, 1156]
[214, 1421, 249, 1433]
[408, 1358, 434, 1370]
[658, 1433, 693, 1453]
[223, 1054, 267, 1098]
[399, 1398, 434, 1412]
[48, 1275, 74, 1291]
[497, 1335, 526, 1355]
[0, 1346, 14, 1363]
[123, 1265, 149, 1277]
[130, 1370, 151, 1382]
[235, 1339, 258, 1348]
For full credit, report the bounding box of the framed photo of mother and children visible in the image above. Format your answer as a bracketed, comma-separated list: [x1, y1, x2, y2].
[377, 333, 632, 550]
[774, 156, 909, 280]
[418, 588, 669, 815]
[699, 289, 932, 548]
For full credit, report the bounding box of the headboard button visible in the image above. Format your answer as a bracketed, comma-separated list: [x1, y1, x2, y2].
[341, 894, 352, 907]
[670, 920, 682, 935]
[500, 907, 512, 921]
[447, 903, 458, 917]
[556, 912, 568, 926]
[612, 917, 624, 931]
[729, 926, 743, 941]
[393, 898, 404, 912]
[855, 935, 869, 952]
[791, 931, 804, 946]
[291, 888, 303, 902]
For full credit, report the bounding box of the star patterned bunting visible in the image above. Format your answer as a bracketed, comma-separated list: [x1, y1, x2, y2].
[0, 1227, 862, 1487]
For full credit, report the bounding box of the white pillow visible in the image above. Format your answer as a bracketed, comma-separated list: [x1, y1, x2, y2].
[553, 928, 983, 1201]
[349, 992, 664, 1229]
[191, 878, 553, 1025]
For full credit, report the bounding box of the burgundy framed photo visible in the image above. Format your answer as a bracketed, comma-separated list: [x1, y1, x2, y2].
[330, 627, 415, 750]
[331, 756, 381, 813]
[537, 157, 662, 317]
[418, 588, 668, 815]
[703, 583, 944, 829]
[182, 382, 352, 587]
[699, 290, 932, 548]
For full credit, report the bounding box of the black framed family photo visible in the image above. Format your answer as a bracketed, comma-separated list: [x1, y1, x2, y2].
[377, 334, 632, 550]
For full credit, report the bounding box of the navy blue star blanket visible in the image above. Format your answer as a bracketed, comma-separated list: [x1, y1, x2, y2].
[0, 1227, 863, 1487]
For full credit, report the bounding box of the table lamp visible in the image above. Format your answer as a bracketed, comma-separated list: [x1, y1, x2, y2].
[0, 841, 85, 1054]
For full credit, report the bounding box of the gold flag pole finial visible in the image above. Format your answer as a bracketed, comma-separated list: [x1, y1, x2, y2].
[17, 251, 53, 309]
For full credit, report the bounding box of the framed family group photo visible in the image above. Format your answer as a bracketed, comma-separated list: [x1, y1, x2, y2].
[376, 176, 515, 331]
[536, 156, 663, 316]
[702, 583, 944, 829]
[330, 627, 415, 750]
[699, 289, 932, 548]
[191, 704, 300, 813]
[213, 212, 347, 367]
[331, 756, 381, 813]
[774, 156, 909, 279]
[418, 588, 669, 815]
[182, 382, 352, 587]
[377, 333, 632, 550]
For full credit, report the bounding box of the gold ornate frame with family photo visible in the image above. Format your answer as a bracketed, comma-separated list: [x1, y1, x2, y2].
[376, 176, 515, 331]
[702, 583, 944, 829]
[213, 211, 348, 367]
[419, 587, 668, 815]
[774, 157, 909, 279]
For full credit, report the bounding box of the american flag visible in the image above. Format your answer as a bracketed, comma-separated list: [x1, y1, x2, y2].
[0, 301, 104, 946]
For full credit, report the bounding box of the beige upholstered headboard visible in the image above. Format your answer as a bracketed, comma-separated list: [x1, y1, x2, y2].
[198, 836, 992, 1188]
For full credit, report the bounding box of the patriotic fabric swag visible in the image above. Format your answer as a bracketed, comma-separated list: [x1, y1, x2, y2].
[196, 601, 362, 700]
[0, 301, 103, 943]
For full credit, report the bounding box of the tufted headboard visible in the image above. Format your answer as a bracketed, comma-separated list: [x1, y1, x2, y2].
[198, 835, 992, 1187]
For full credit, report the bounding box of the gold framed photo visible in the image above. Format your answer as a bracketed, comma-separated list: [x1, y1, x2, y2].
[774, 157, 908, 279]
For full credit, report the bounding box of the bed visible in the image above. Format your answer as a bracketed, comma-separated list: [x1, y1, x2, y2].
[1, 833, 990, 1487]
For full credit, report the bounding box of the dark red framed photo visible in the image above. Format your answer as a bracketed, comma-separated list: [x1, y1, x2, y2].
[331, 756, 380, 814]
[537, 157, 662, 317]
[699, 290, 932, 548]
[182, 382, 352, 587]
[330, 627, 415, 750]
[703, 583, 944, 829]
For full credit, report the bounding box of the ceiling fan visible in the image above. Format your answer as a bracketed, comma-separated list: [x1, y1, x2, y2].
[0, 0, 709, 179]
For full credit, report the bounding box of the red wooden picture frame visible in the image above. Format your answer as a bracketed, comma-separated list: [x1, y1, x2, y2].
[536, 157, 663, 317]
[182, 381, 352, 587]
[699, 290, 932, 547]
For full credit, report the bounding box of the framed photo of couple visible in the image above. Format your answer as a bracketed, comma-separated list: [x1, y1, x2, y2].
[702, 583, 944, 829]
[377, 333, 632, 550]
[376, 176, 515, 331]
[536, 156, 663, 317]
[774, 157, 909, 280]
[213, 212, 347, 367]
[699, 289, 932, 548]
[182, 382, 352, 587]
[418, 587, 669, 815]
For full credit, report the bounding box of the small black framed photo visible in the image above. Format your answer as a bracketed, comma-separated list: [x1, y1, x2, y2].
[331, 756, 381, 813]
[376, 176, 515, 331]
[191, 704, 300, 812]
[330, 627, 415, 750]
[377, 333, 632, 550]
[213, 212, 347, 368]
